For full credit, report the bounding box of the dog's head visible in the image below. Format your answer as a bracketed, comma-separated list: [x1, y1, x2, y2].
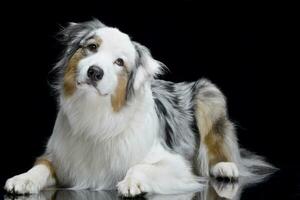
[55, 19, 164, 111]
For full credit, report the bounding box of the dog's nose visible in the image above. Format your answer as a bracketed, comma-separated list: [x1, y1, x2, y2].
[87, 66, 104, 82]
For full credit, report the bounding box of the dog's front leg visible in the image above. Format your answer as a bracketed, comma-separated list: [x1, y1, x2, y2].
[117, 146, 204, 197]
[4, 159, 56, 194]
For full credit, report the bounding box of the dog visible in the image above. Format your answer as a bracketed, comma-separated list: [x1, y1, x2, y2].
[4, 19, 274, 197]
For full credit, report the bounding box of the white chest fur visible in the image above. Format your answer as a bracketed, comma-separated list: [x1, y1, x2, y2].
[46, 87, 158, 190]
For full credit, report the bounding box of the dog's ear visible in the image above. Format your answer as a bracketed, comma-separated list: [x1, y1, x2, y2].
[59, 19, 106, 47]
[133, 43, 165, 91]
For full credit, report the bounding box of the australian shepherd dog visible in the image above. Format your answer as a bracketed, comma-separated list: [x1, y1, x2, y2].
[5, 19, 274, 197]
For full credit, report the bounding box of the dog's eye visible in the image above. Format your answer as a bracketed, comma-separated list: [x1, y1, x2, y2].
[87, 43, 97, 52]
[115, 58, 124, 67]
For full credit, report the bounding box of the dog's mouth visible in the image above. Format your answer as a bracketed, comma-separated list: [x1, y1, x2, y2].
[80, 79, 97, 87]
[76, 81, 108, 96]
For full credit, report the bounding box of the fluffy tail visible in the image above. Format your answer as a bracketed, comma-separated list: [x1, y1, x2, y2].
[238, 148, 278, 179]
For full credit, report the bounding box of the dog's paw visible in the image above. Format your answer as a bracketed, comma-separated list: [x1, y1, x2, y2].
[4, 174, 41, 194]
[211, 162, 239, 179]
[117, 177, 146, 197]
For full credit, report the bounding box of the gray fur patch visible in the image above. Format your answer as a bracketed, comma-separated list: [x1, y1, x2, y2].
[152, 79, 228, 161]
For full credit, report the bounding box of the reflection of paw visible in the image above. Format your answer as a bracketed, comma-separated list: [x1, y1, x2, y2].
[211, 179, 239, 199]
[4, 174, 41, 194]
[211, 162, 239, 179]
[117, 177, 146, 197]
[146, 192, 196, 200]
[4, 194, 46, 200]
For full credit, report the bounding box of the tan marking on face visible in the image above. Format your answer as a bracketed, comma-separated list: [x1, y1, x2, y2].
[35, 158, 57, 181]
[63, 36, 103, 97]
[63, 48, 85, 97]
[111, 70, 128, 112]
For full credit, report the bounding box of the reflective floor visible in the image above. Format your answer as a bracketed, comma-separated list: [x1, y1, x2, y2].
[3, 170, 300, 200]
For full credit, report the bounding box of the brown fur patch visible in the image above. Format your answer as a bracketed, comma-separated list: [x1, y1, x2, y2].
[111, 71, 128, 112]
[63, 36, 102, 97]
[195, 101, 230, 167]
[204, 128, 229, 166]
[35, 158, 57, 180]
[63, 48, 85, 96]
[195, 100, 213, 139]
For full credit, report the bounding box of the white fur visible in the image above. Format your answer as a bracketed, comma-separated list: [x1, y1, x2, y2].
[210, 162, 239, 178]
[49, 84, 159, 190]
[47, 82, 202, 195]
[133, 51, 162, 91]
[117, 143, 204, 196]
[4, 165, 55, 194]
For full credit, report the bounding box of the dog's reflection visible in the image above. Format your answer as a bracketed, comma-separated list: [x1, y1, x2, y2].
[4, 176, 267, 200]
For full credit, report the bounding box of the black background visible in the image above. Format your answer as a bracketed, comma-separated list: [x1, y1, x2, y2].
[0, 1, 298, 199]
